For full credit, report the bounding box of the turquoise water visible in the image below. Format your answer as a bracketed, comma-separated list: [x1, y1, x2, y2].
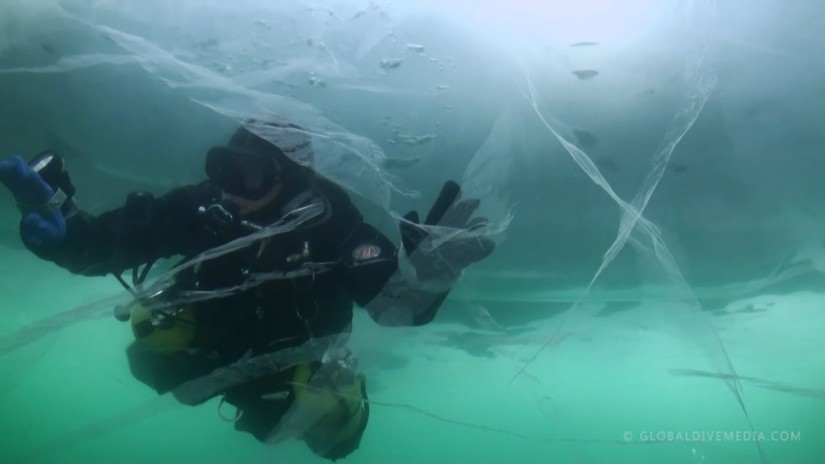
[2, 246, 824, 463]
[2, 1, 825, 463]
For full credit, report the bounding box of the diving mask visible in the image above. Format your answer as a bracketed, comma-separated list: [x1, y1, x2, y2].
[205, 146, 282, 200]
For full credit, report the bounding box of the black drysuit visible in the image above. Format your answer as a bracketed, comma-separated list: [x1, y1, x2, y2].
[34, 168, 440, 445]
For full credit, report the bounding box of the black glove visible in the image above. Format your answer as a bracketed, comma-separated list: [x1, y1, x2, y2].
[400, 180, 495, 283]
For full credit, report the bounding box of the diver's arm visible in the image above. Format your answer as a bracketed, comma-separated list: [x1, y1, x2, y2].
[340, 221, 449, 326]
[37, 182, 216, 276]
[359, 249, 453, 327]
[353, 181, 495, 326]
[344, 220, 480, 327]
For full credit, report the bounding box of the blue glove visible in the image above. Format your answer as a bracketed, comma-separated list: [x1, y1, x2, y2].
[0, 155, 66, 251]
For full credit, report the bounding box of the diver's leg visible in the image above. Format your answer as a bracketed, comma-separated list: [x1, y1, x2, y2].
[223, 372, 296, 441]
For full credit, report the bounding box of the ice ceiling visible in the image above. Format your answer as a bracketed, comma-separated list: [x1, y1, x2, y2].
[2, 0, 823, 288]
[1, 0, 825, 461]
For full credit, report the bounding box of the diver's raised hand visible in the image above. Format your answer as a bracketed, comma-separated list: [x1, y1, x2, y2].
[0, 155, 66, 251]
[400, 180, 495, 285]
[0, 155, 55, 205]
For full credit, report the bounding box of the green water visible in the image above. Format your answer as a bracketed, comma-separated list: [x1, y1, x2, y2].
[1, 244, 823, 463]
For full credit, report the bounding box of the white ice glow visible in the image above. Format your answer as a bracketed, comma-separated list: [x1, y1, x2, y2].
[429, 0, 666, 45]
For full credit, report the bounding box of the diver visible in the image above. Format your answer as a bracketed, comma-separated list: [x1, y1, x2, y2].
[0, 118, 494, 460]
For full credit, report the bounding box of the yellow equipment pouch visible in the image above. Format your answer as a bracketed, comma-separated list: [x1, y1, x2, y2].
[130, 304, 197, 354]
